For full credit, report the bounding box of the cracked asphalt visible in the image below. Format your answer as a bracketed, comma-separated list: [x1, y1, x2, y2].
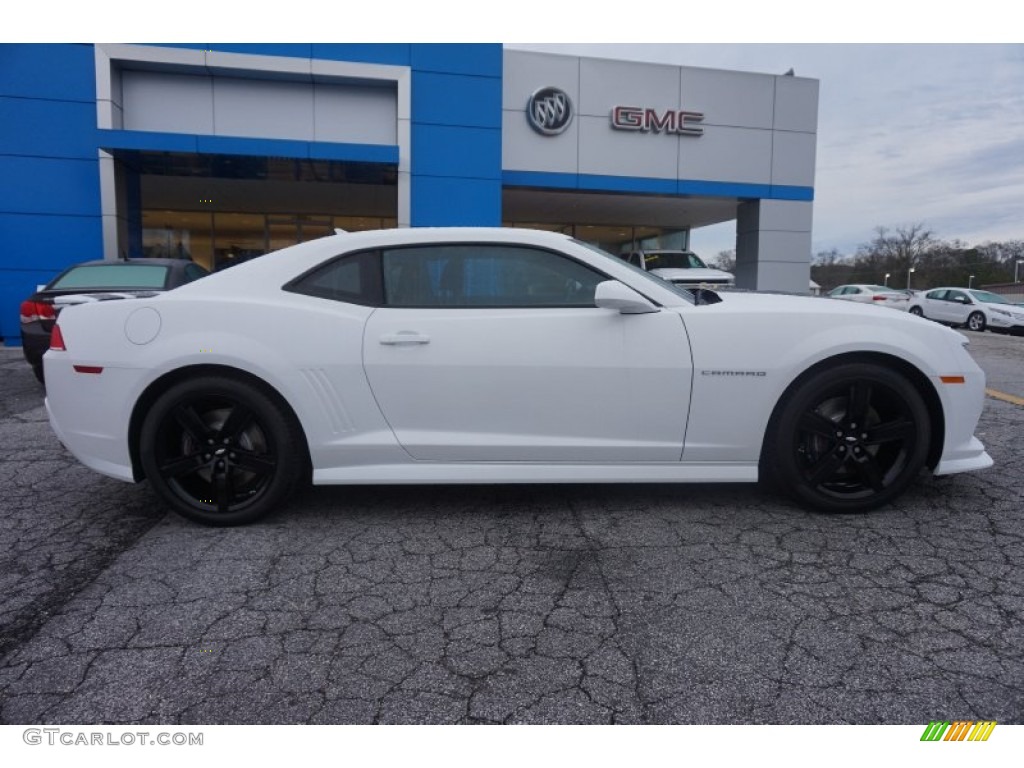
[0, 333, 1021, 724]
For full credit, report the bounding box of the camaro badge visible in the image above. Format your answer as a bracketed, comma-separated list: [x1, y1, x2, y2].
[700, 370, 767, 377]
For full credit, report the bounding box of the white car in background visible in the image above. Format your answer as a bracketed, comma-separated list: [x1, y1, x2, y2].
[44, 228, 991, 525]
[908, 287, 1024, 334]
[827, 284, 910, 310]
[623, 249, 734, 289]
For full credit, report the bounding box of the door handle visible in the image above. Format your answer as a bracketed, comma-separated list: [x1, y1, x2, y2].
[379, 331, 431, 346]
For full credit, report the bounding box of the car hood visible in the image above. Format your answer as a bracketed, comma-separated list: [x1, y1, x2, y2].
[708, 289, 954, 327]
[650, 267, 733, 283]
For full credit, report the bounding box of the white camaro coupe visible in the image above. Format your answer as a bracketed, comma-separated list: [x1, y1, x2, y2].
[44, 228, 993, 525]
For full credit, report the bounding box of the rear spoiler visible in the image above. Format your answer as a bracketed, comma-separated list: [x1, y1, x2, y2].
[53, 291, 160, 307]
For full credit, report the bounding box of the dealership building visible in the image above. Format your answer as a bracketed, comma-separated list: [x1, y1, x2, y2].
[0, 43, 818, 345]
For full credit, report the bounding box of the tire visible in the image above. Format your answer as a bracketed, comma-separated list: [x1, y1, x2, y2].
[966, 311, 986, 332]
[139, 375, 305, 525]
[908, 306, 923, 317]
[764, 363, 930, 513]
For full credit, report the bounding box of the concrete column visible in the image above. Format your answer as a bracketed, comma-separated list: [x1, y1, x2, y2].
[735, 199, 814, 293]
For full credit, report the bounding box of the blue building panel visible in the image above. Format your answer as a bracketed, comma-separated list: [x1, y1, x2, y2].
[312, 44, 412, 67]
[410, 44, 502, 78]
[0, 214, 104, 344]
[0, 213, 104, 271]
[411, 71, 502, 129]
[411, 124, 501, 180]
[0, 44, 95, 102]
[0, 156, 100, 217]
[0, 97, 98, 159]
[410, 176, 501, 227]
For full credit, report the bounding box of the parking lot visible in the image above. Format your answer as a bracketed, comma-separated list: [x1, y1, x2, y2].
[0, 332, 1021, 724]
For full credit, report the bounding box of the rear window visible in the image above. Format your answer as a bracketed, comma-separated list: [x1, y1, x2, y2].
[50, 264, 170, 290]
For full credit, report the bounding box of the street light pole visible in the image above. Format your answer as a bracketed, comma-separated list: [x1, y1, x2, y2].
[884, 273, 890, 286]
[907, 267, 916, 290]
[969, 275, 975, 289]
[1016, 260, 1023, 284]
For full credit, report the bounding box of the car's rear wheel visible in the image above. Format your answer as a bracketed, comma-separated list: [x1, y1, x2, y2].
[766, 363, 930, 513]
[967, 311, 986, 332]
[908, 306, 924, 317]
[140, 376, 304, 525]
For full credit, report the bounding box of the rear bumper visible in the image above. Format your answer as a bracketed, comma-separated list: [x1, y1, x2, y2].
[44, 354, 138, 483]
[20, 322, 50, 367]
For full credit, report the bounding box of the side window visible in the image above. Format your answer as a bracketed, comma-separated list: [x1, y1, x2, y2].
[926, 290, 947, 301]
[947, 290, 968, 304]
[381, 244, 607, 308]
[284, 250, 382, 306]
[627, 252, 643, 267]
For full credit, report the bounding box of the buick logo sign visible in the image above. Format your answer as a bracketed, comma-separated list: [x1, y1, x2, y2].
[527, 87, 573, 135]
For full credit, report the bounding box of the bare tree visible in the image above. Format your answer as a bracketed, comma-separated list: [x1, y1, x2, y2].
[710, 249, 736, 272]
[858, 224, 937, 278]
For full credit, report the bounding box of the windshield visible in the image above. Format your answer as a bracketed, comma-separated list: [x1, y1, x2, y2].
[644, 251, 708, 269]
[50, 264, 170, 290]
[969, 290, 1010, 304]
[571, 239, 695, 304]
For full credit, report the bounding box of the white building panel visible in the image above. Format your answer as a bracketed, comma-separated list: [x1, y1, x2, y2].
[771, 130, 818, 187]
[678, 125, 773, 184]
[680, 67, 775, 129]
[121, 71, 214, 135]
[578, 115, 678, 180]
[578, 57, 681, 118]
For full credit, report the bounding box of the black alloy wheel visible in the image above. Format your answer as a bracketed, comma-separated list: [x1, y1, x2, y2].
[908, 306, 924, 317]
[767, 363, 930, 512]
[967, 311, 986, 332]
[140, 376, 304, 525]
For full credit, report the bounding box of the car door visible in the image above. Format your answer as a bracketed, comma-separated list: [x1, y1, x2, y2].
[921, 289, 947, 320]
[362, 243, 693, 462]
[944, 290, 972, 324]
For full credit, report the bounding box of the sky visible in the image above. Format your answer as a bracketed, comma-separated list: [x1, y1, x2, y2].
[510, 43, 1024, 259]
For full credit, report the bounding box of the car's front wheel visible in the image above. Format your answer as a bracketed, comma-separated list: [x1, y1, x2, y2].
[765, 363, 930, 513]
[139, 375, 305, 525]
[966, 311, 986, 332]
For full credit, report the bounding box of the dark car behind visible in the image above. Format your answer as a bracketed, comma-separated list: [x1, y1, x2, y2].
[20, 258, 209, 382]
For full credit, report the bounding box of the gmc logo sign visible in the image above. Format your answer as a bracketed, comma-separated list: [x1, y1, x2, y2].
[610, 106, 704, 136]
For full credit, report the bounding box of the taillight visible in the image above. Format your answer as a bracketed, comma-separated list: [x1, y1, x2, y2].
[19, 300, 56, 323]
[50, 324, 67, 351]
[872, 295, 888, 301]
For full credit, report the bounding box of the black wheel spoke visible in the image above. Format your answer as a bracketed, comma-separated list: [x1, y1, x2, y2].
[174, 405, 212, 443]
[853, 455, 885, 492]
[848, 382, 872, 427]
[864, 419, 915, 446]
[806, 449, 847, 487]
[799, 411, 839, 439]
[218, 404, 254, 442]
[232, 449, 276, 474]
[159, 452, 207, 479]
[214, 470, 232, 513]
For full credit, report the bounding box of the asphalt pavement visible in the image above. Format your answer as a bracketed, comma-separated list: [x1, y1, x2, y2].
[0, 334, 1021, 724]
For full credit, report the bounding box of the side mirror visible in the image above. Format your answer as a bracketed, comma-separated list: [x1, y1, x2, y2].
[594, 281, 658, 314]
